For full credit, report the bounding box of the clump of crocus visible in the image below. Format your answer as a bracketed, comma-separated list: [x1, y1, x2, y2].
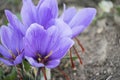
[21, 0, 96, 67]
[0, 0, 97, 79]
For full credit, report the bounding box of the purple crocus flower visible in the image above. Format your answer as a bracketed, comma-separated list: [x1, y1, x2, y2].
[20, 0, 96, 67]
[60, 6, 96, 37]
[0, 10, 25, 66]
[0, 25, 24, 66]
[24, 23, 74, 68]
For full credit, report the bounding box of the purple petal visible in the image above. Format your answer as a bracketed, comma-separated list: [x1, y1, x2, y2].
[44, 26, 60, 55]
[24, 37, 36, 58]
[37, 0, 58, 27]
[61, 7, 76, 23]
[45, 25, 67, 54]
[46, 24, 73, 56]
[46, 60, 60, 68]
[0, 26, 14, 49]
[0, 45, 12, 59]
[71, 25, 84, 37]
[14, 53, 24, 65]
[21, 0, 37, 27]
[25, 56, 44, 67]
[69, 8, 96, 28]
[0, 26, 23, 54]
[25, 23, 47, 57]
[54, 19, 72, 37]
[49, 37, 74, 60]
[0, 58, 13, 66]
[5, 10, 26, 35]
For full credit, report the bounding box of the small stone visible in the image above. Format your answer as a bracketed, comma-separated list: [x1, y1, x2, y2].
[96, 72, 100, 76]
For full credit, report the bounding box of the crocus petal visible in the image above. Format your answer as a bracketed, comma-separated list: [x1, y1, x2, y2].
[25, 23, 47, 56]
[25, 56, 44, 67]
[46, 60, 60, 68]
[0, 26, 23, 54]
[0, 45, 12, 59]
[54, 19, 72, 37]
[71, 25, 84, 37]
[25, 24, 58, 57]
[5, 10, 26, 35]
[37, 0, 58, 27]
[61, 7, 76, 23]
[14, 53, 24, 65]
[21, 0, 37, 27]
[45, 25, 70, 54]
[0, 58, 13, 66]
[45, 26, 61, 55]
[24, 37, 36, 58]
[46, 24, 73, 56]
[0, 26, 14, 49]
[25, 23, 56, 57]
[69, 8, 96, 28]
[49, 37, 74, 60]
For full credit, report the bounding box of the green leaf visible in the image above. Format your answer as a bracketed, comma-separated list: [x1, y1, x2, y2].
[23, 60, 31, 72]
[3, 67, 17, 80]
[0, 68, 4, 79]
[0, 68, 4, 77]
[63, 56, 78, 60]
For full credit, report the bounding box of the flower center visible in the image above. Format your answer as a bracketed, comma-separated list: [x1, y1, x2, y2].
[8, 50, 16, 60]
[37, 51, 53, 64]
[8, 49, 24, 60]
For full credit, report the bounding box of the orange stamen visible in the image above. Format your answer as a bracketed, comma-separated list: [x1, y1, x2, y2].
[73, 46, 83, 65]
[8, 50, 16, 59]
[44, 51, 52, 59]
[69, 48, 75, 69]
[75, 37, 85, 53]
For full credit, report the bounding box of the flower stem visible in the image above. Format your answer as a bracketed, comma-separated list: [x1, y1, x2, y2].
[36, 67, 42, 80]
[42, 67, 47, 80]
[36, 67, 47, 80]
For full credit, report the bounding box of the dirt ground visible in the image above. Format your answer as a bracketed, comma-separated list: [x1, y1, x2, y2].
[0, 0, 120, 80]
